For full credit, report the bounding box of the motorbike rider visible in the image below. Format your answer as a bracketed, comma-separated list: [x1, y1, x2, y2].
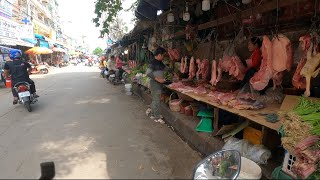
[3, 49, 39, 105]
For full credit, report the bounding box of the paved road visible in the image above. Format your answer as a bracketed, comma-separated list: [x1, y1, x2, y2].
[0, 65, 200, 179]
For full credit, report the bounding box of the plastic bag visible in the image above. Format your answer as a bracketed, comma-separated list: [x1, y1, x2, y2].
[237, 82, 260, 101]
[247, 144, 272, 164]
[257, 87, 285, 104]
[223, 137, 271, 164]
[223, 137, 250, 157]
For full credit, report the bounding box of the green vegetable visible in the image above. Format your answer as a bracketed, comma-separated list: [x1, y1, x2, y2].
[219, 161, 231, 178]
[293, 97, 320, 135]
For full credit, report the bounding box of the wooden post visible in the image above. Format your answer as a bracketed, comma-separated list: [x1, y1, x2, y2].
[213, 107, 220, 135]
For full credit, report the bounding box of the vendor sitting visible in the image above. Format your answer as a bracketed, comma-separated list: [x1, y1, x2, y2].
[241, 37, 263, 85]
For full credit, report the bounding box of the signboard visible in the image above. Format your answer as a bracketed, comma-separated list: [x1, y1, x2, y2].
[0, 0, 13, 18]
[17, 24, 34, 39]
[0, 16, 18, 39]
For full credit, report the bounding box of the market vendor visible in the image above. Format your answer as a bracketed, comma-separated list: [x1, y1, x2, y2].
[241, 37, 263, 85]
[145, 47, 173, 124]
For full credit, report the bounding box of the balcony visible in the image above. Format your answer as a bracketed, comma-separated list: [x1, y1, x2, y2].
[30, 0, 52, 20]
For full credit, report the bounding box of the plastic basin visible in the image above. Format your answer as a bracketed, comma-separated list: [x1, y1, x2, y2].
[238, 157, 262, 179]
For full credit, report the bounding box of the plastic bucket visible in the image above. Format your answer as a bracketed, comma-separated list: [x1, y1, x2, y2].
[125, 84, 132, 92]
[5, 79, 11, 88]
[238, 157, 262, 179]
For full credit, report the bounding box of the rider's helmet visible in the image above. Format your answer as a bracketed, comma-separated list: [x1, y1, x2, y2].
[9, 49, 22, 60]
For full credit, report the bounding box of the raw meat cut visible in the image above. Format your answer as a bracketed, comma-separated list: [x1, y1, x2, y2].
[183, 56, 188, 73]
[272, 71, 284, 89]
[271, 34, 293, 89]
[292, 160, 316, 179]
[272, 34, 293, 72]
[297, 149, 319, 164]
[193, 86, 207, 95]
[250, 36, 273, 91]
[188, 56, 196, 79]
[220, 47, 246, 81]
[180, 57, 185, 73]
[210, 60, 217, 86]
[196, 59, 202, 79]
[216, 59, 222, 83]
[294, 135, 320, 154]
[201, 59, 210, 80]
[292, 35, 312, 89]
[229, 56, 246, 80]
[292, 58, 307, 89]
[300, 39, 320, 97]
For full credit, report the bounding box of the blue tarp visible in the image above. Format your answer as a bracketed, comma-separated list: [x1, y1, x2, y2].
[22, 38, 37, 45]
[39, 40, 49, 48]
[34, 34, 45, 40]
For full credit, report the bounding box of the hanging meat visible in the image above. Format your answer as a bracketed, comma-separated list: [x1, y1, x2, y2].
[210, 60, 217, 86]
[292, 35, 312, 89]
[221, 44, 246, 81]
[250, 36, 273, 91]
[201, 59, 210, 80]
[300, 37, 320, 97]
[180, 57, 185, 73]
[189, 56, 196, 79]
[183, 56, 188, 73]
[216, 59, 222, 84]
[168, 49, 180, 60]
[271, 34, 293, 89]
[196, 58, 202, 79]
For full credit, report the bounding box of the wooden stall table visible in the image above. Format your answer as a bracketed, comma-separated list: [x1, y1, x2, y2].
[165, 86, 283, 143]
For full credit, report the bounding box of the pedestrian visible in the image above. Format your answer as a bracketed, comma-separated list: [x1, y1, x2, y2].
[145, 47, 173, 124]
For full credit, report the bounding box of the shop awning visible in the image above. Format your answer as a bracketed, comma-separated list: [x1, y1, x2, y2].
[17, 40, 35, 47]
[0, 37, 16, 46]
[135, 0, 157, 20]
[135, 0, 170, 20]
[21, 38, 37, 45]
[52, 47, 66, 53]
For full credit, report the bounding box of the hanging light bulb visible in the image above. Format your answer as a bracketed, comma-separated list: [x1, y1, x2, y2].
[183, 2, 190, 21]
[202, 0, 210, 11]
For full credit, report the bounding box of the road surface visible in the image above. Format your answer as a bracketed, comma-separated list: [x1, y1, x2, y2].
[0, 65, 200, 179]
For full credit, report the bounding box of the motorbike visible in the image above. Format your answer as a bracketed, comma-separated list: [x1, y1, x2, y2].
[14, 82, 38, 112]
[31, 64, 49, 74]
[106, 69, 126, 85]
[193, 149, 241, 180]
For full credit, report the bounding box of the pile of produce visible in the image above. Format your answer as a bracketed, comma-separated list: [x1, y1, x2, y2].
[281, 97, 320, 179]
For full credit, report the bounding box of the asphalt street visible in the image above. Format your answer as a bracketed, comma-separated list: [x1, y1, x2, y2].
[0, 64, 200, 179]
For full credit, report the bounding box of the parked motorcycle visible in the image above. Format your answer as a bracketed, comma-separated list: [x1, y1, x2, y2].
[31, 64, 49, 74]
[0, 68, 5, 86]
[107, 69, 126, 85]
[193, 149, 241, 180]
[13, 82, 38, 112]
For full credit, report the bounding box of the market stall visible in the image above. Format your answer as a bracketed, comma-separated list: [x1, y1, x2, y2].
[118, 0, 320, 178]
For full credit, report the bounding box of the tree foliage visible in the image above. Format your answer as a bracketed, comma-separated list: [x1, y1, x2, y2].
[93, 47, 103, 56]
[93, 0, 138, 37]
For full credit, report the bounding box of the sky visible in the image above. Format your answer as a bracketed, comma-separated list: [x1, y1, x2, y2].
[58, 0, 136, 53]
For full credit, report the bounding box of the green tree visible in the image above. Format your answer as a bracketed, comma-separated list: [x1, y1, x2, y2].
[93, 47, 103, 56]
[93, 0, 138, 37]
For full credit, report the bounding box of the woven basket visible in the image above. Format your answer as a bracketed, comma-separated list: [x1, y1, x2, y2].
[169, 93, 181, 112]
